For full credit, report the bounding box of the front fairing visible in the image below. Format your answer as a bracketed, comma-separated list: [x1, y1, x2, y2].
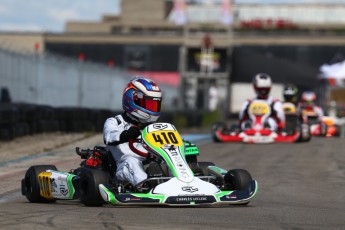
[141, 123, 194, 183]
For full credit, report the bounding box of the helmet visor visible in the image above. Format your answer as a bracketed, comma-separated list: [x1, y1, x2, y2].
[134, 96, 161, 112]
[255, 87, 271, 97]
[284, 94, 296, 102]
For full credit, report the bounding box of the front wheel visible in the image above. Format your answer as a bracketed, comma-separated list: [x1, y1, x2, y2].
[224, 169, 252, 191]
[22, 165, 58, 203]
[79, 168, 109, 206]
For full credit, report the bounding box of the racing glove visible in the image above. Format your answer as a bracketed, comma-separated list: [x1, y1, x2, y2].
[106, 126, 141, 146]
[119, 126, 141, 143]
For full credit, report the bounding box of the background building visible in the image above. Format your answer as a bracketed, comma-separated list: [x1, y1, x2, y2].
[1, 0, 345, 114]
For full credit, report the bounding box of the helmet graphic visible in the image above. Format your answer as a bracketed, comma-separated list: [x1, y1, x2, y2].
[283, 84, 298, 103]
[301, 91, 316, 104]
[253, 73, 272, 99]
[122, 77, 162, 123]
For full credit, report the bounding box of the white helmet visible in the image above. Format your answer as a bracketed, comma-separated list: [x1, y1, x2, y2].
[301, 91, 316, 104]
[253, 73, 272, 99]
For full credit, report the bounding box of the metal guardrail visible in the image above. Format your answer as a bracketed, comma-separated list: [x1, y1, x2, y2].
[0, 48, 178, 111]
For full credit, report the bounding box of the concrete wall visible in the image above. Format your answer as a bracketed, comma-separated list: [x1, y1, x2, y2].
[122, 0, 165, 23]
[65, 21, 113, 33]
[0, 33, 44, 54]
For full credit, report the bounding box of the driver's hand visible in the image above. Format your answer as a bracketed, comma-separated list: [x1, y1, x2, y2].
[127, 126, 141, 138]
[137, 122, 152, 130]
[119, 126, 141, 143]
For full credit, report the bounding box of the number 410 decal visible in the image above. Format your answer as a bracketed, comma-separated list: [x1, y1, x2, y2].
[152, 132, 179, 145]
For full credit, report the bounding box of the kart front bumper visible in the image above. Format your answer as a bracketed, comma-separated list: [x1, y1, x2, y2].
[99, 180, 258, 206]
[214, 130, 300, 143]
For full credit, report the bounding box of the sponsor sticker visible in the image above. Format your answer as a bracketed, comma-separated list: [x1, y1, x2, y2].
[182, 186, 199, 193]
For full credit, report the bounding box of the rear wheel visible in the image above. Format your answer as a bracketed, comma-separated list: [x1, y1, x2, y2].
[22, 165, 57, 203]
[335, 125, 342, 137]
[298, 123, 311, 142]
[79, 168, 109, 206]
[320, 122, 327, 136]
[285, 114, 298, 135]
[224, 169, 252, 191]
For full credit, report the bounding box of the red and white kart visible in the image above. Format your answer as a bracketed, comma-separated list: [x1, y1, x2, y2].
[320, 116, 343, 137]
[299, 103, 344, 137]
[302, 109, 342, 137]
[212, 100, 310, 143]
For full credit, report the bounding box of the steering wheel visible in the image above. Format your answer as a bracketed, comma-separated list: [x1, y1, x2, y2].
[128, 139, 148, 158]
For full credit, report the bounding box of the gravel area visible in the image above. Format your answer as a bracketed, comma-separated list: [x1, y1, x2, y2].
[0, 132, 94, 163]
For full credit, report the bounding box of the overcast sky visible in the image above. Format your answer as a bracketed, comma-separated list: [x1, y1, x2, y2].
[0, 0, 344, 32]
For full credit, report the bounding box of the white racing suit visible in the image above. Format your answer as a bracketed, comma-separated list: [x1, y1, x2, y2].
[239, 96, 285, 131]
[103, 114, 148, 186]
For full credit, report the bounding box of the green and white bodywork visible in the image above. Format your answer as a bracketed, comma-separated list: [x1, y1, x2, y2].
[35, 170, 77, 200]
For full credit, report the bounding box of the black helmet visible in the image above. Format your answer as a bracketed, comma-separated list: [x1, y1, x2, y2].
[283, 84, 298, 103]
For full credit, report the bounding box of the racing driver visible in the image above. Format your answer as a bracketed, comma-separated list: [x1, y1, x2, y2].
[239, 73, 285, 131]
[103, 77, 162, 191]
[299, 91, 324, 119]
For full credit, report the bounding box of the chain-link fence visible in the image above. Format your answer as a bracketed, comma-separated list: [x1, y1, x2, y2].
[0, 48, 178, 111]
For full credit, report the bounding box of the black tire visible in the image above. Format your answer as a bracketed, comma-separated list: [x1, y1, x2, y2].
[296, 123, 311, 142]
[335, 125, 342, 137]
[211, 122, 226, 142]
[320, 122, 327, 136]
[285, 114, 298, 135]
[224, 169, 252, 191]
[197, 162, 215, 176]
[22, 165, 58, 203]
[79, 168, 109, 206]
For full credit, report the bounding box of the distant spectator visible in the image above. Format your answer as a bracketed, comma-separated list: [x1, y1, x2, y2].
[208, 81, 218, 112]
[0, 87, 11, 103]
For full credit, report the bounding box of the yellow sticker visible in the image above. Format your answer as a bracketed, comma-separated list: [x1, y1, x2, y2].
[145, 130, 183, 148]
[38, 172, 53, 199]
[249, 102, 270, 116]
[283, 104, 296, 113]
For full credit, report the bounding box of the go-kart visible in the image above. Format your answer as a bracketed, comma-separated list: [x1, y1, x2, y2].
[212, 100, 309, 143]
[21, 122, 258, 206]
[282, 102, 311, 142]
[301, 107, 342, 137]
[308, 115, 341, 137]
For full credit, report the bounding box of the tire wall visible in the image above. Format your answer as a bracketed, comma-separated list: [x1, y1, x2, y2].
[0, 103, 116, 141]
[0, 103, 212, 141]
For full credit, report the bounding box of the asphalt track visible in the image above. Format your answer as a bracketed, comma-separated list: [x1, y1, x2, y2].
[0, 134, 345, 230]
